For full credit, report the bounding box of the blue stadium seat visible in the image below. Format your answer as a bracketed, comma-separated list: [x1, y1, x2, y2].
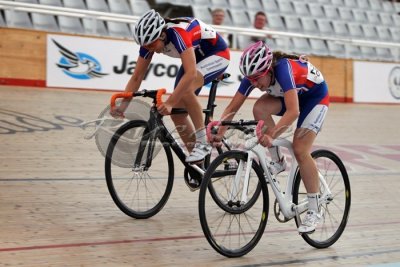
[276, 1, 293, 15]
[379, 13, 393, 26]
[338, 7, 353, 22]
[347, 22, 364, 39]
[309, 39, 329, 56]
[107, 21, 131, 38]
[4, 10, 33, 29]
[322, 5, 339, 20]
[267, 13, 285, 31]
[352, 10, 367, 24]
[331, 0, 344, 6]
[129, 0, 151, 16]
[368, 0, 382, 11]
[109, 0, 132, 15]
[365, 11, 381, 25]
[192, 0, 210, 5]
[331, 20, 349, 38]
[191, 6, 212, 24]
[327, 41, 345, 58]
[86, 0, 109, 12]
[300, 17, 319, 34]
[356, 0, 370, 10]
[39, 0, 62, 6]
[31, 13, 59, 32]
[210, 0, 229, 8]
[82, 19, 108, 36]
[63, 0, 87, 9]
[291, 37, 310, 54]
[228, 0, 245, 10]
[361, 24, 377, 40]
[14, 0, 38, 3]
[246, 0, 263, 11]
[284, 16, 302, 33]
[292, 1, 310, 16]
[261, 0, 279, 14]
[229, 9, 250, 27]
[58, 16, 85, 34]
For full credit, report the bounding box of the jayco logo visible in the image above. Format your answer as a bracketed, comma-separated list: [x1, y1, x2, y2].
[52, 39, 108, 80]
[389, 66, 400, 99]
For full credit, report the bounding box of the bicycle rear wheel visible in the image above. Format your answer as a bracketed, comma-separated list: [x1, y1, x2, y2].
[105, 120, 174, 219]
[198, 150, 269, 258]
[293, 149, 351, 248]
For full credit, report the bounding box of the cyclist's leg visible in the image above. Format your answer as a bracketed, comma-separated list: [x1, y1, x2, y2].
[293, 83, 329, 194]
[253, 94, 286, 164]
[185, 55, 229, 162]
[293, 84, 329, 233]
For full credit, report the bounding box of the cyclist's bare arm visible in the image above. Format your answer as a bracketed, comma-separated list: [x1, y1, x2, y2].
[214, 91, 247, 142]
[111, 56, 151, 117]
[125, 55, 152, 94]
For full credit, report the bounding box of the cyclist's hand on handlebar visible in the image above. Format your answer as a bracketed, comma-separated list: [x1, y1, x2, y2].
[157, 102, 172, 115]
[259, 133, 274, 148]
[110, 107, 125, 118]
[209, 134, 223, 148]
[110, 99, 129, 118]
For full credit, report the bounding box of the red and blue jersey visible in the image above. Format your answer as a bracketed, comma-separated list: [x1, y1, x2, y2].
[139, 17, 230, 61]
[238, 58, 330, 132]
[238, 58, 327, 99]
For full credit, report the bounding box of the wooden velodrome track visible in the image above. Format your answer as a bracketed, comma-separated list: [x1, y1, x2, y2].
[1, 85, 400, 267]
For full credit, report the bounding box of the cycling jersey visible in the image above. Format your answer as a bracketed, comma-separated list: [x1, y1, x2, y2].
[139, 17, 230, 90]
[238, 58, 329, 133]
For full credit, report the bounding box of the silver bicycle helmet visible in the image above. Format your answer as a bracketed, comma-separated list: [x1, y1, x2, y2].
[133, 9, 166, 46]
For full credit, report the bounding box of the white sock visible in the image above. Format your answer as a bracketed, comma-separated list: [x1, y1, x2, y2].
[268, 146, 282, 162]
[195, 128, 207, 144]
[307, 193, 320, 212]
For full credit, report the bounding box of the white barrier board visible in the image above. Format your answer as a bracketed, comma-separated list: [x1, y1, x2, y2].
[354, 61, 400, 103]
[46, 34, 263, 98]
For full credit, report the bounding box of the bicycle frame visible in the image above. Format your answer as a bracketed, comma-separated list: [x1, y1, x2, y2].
[112, 74, 231, 177]
[207, 119, 333, 222]
[243, 136, 333, 221]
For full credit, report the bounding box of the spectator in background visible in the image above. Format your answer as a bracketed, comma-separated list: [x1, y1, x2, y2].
[238, 11, 271, 49]
[211, 8, 232, 48]
[251, 11, 268, 42]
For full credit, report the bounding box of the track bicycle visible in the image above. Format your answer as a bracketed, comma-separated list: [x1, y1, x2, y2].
[199, 120, 351, 257]
[105, 74, 246, 219]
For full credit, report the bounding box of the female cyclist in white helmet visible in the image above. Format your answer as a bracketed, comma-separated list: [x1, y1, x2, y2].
[210, 41, 329, 234]
[111, 9, 230, 166]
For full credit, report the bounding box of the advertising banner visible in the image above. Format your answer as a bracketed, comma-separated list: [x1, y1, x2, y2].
[354, 61, 400, 103]
[46, 34, 262, 98]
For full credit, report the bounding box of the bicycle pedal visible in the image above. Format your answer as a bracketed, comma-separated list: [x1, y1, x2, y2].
[299, 229, 315, 235]
[185, 178, 201, 192]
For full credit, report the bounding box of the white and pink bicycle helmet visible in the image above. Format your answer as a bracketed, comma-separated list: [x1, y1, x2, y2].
[239, 41, 273, 78]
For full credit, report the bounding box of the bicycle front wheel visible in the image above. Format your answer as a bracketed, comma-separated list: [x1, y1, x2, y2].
[105, 120, 174, 219]
[199, 150, 269, 258]
[293, 149, 351, 248]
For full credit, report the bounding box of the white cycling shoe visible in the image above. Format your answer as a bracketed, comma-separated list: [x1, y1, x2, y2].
[298, 210, 322, 234]
[268, 156, 287, 176]
[186, 142, 212, 163]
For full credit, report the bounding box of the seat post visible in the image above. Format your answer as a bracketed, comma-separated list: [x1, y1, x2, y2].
[204, 80, 218, 121]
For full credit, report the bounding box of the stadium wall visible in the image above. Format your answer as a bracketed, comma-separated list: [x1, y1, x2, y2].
[0, 28, 353, 102]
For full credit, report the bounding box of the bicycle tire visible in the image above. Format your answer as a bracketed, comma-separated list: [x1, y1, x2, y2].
[199, 150, 269, 258]
[292, 149, 351, 248]
[105, 120, 174, 219]
[206, 127, 262, 210]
